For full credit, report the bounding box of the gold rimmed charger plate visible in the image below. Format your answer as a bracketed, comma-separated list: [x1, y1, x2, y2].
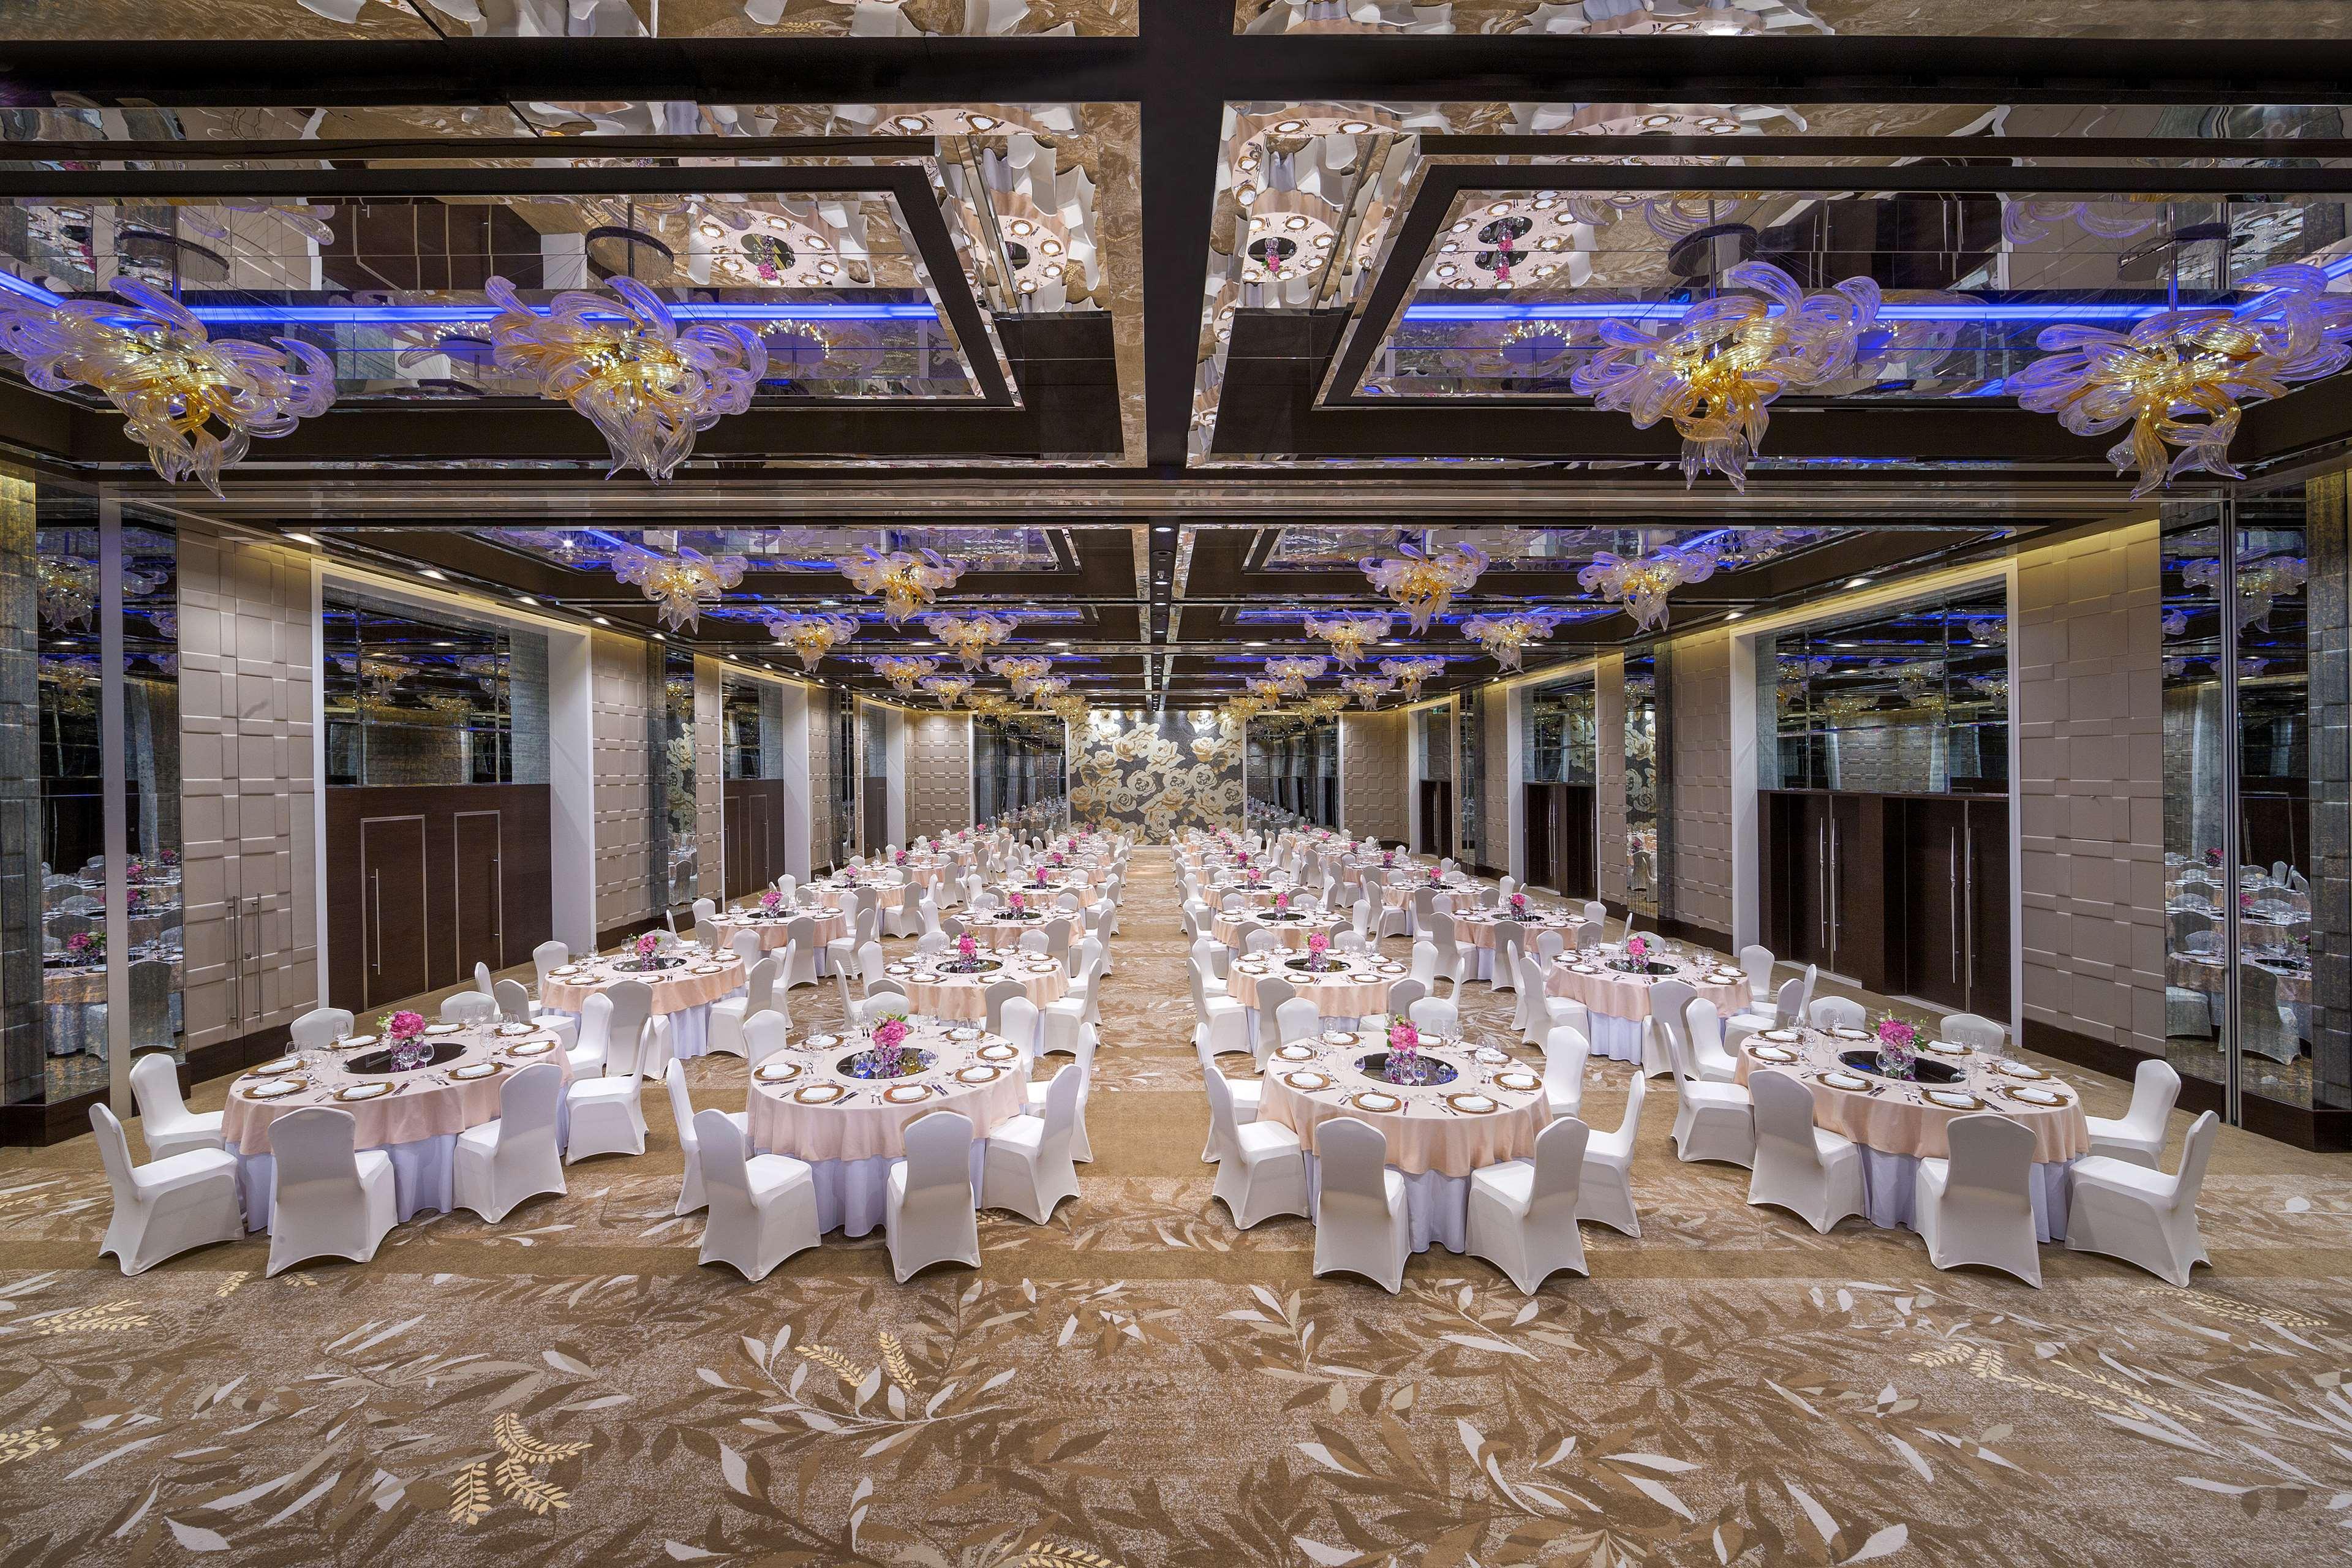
[954, 1065, 1003, 1085]
[1281, 1070, 1333, 1092]
[1445, 1093, 1499, 1115]
[793, 1082, 848, 1105]
[506, 1040, 557, 1057]
[755, 1061, 802, 1083]
[243, 1078, 307, 1099]
[1999, 1084, 2070, 1107]
[883, 1082, 933, 1104]
[1350, 1090, 1404, 1114]
[337, 1082, 394, 1102]
[1493, 1071, 1541, 1093]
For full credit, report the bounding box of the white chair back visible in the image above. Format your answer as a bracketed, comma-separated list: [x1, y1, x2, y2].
[270, 1106, 368, 1207]
[1273, 996, 1321, 1048]
[1316, 1116, 1392, 1213]
[492, 978, 535, 1022]
[128, 1052, 198, 1140]
[290, 1008, 354, 1049]
[1750, 1070, 1827, 1172]
[532, 940, 570, 987]
[603, 981, 655, 1072]
[1542, 1025, 1589, 1108]
[743, 1009, 789, 1068]
[1941, 1111, 2038, 1213]
[1407, 997, 1458, 1038]
[442, 990, 497, 1025]
[1808, 995, 1864, 1031]
[1527, 1115, 1589, 1213]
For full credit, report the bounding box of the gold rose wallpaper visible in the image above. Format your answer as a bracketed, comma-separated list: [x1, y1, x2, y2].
[1069, 707, 1241, 840]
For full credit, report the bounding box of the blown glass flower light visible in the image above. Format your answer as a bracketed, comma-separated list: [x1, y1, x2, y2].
[2013, 265, 2352, 497]
[987, 654, 1053, 698]
[2184, 552, 2309, 630]
[766, 611, 859, 670]
[1461, 610, 1567, 671]
[919, 673, 976, 707]
[1300, 692, 1350, 722]
[1046, 690, 1089, 721]
[1025, 674, 1072, 708]
[0, 276, 335, 497]
[842, 547, 967, 625]
[611, 544, 748, 631]
[869, 654, 940, 695]
[1578, 543, 1720, 632]
[1245, 677, 1289, 706]
[1359, 541, 1488, 633]
[1265, 654, 1329, 695]
[36, 554, 97, 630]
[1376, 654, 1446, 701]
[1302, 611, 1391, 668]
[482, 274, 764, 483]
[922, 611, 1020, 669]
[969, 692, 1024, 722]
[1343, 673, 1396, 709]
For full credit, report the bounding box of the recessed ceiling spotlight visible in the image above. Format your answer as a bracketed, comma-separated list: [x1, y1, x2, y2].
[418, 568, 445, 581]
[434, 641, 454, 647]
[593, 616, 610, 625]
[285, 531, 317, 545]
[516, 595, 537, 605]
[652, 632, 665, 641]
[1846, 577, 1873, 588]
[1725, 610, 1745, 620]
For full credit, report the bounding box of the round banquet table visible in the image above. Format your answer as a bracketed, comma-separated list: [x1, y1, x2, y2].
[1005, 872, 1096, 902]
[1210, 909, 1346, 951]
[1548, 952, 1754, 1070]
[815, 877, 910, 911]
[1209, 876, 1300, 910]
[709, 907, 848, 956]
[538, 949, 746, 1060]
[746, 1022, 1029, 1235]
[1258, 1031, 1550, 1253]
[1447, 908, 1588, 981]
[1225, 950, 1406, 1039]
[889, 952, 1070, 1028]
[219, 1019, 573, 1229]
[1733, 1025, 2090, 1240]
[956, 910, 1060, 950]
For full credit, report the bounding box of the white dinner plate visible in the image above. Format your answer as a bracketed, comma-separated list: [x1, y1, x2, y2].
[254, 1057, 301, 1076]
[1351, 1090, 1403, 1113]
[549, 966, 580, 976]
[244, 1079, 304, 1099]
[1830, 1027, 1871, 1041]
[451, 1062, 500, 1081]
[424, 1022, 464, 1035]
[2007, 1085, 2065, 1106]
[804, 1033, 839, 1049]
[341, 1034, 377, 1049]
[1320, 1029, 1355, 1045]
[954, 1065, 1002, 1085]
[1493, 1071, 1540, 1093]
[1274, 1044, 1317, 1063]
[793, 1082, 847, 1104]
[1474, 1047, 1511, 1065]
[1750, 1045, 1798, 1063]
[1447, 1093, 1497, 1115]
[754, 1061, 802, 1083]
[1924, 1041, 1969, 1055]
[883, 1083, 932, 1104]
[1925, 1089, 1982, 1110]
[1822, 1071, 1871, 1091]
[692, 963, 722, 975]
[507, 1040, 556, 1057]
[1282, 1071, 1332, 1092]
[1994, 1061, 2048, 1080]
[1760, 1028, 1801, 1043]
[337, 1082, 394, 1101]
[497, 1021, 535, 1037]
[976, 1042, 1020, 1063]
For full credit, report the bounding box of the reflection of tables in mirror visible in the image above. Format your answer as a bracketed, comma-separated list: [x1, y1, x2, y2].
[40, 946, 184, 1055]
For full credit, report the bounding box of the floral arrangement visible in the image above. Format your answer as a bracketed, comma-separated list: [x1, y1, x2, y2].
[1624, 934, 1649, 963]
[1510, 891, 1529, 915]
[1008, 891, 1026, 914]
[894, 848, 908, 865]
[761, 888, 784, 915]
[2240, 891, 2255, 912]
[382, 1008, 431, 1070]
[1381, 850, 1396, 868]
[2204, 846, 2223, 868]
[124, 856, 149, 883]
[1305, 930, 1332, 969]
[1430, 866, 1444, 884]
[1273, 891, 1289, 913]
[1874, 1016, 1918, 1080]
[855, 1011, 914, 1077]
[157, 848, 179, 869]
[957, 933, 978, 962]
[64, 929, 102, 962]
[1049, 851, 1066, 867]
[633, 930, 661, 966]
[1385, 1019, 1423, 1084]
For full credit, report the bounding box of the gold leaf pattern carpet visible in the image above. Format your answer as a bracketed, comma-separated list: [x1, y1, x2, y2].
[3, 851, 2351, 1565]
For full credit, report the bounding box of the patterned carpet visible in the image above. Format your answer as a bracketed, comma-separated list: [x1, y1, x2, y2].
[4, 851, 2352, 1566]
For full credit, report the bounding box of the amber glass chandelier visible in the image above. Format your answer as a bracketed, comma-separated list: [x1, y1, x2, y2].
[1359, 541, 1488, 634]
[765, 611, 859, 671]
[1376, 654, 1447, 701]
[1264, 654, 1329, 695]
[1577, 543, 1720, 632]
[1302, 611, 1391, 668]
[921, 610, 1020, 669]
[1343, 673, 1396, 709]
[842, 547, 967, 625]
[919, 673, 976, 707]
[869, 654, 941, 695]
[612, 544, 748, 632]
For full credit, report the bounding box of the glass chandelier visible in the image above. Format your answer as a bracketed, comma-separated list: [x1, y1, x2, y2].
[1577, 545, 1719, 632]
[1359, 541, 1488, 633]
[1343, 673, 1395, 709]
[1461, 609, 1566, 672]
[1026, 674, 1072, 708]
[969, 692, 1023, 722]
[36, 555, 97, 630]
[1265, 654, 1329, 695]
[482, 275, 764, 483]
[987, 654, 1054, 698]
[612, 544, 748, 632]
[1244, 676, 1289, 706]
[1302, 611, 1391, 668]
[765, 611, 859, 671]
[869, 654, 940, 695]
[842, 546, 967, 625]
[2184, 552, 2309, 630]
[1300, 692, 1349, 721]
[1376, 654, 1446, 701]
[1046, 690, 1089, 721]
[919, 673, 975, 707]
[921, 610, 1020, 669]
[2013, 264, 2352, 497]
[0, 276, 336, 497]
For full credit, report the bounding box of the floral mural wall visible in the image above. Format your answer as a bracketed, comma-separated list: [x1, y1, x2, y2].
[1068, 706, 1240, 840]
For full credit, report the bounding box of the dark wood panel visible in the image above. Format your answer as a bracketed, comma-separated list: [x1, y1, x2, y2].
[327, 784, 552, 1014]
[1902, 797, 1970, 1011]
[359, 814, 428, 1011]
[1966, 797, 2012, 1022]
[723, 778, 789, 900]
[1418, 780, 1453, 859]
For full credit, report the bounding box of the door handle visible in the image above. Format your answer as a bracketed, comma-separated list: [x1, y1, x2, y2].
[371, 869, 383, 974]
[1962, 815, 1976, 1000]
[1950, 829, 1961, 986]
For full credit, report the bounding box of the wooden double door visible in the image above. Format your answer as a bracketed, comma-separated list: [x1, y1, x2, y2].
[1418, 779, 1453, 859]
[723, 778, 788, 900]
[1896, 796, 2010, 1016]
[1522, 782, 1596, 899]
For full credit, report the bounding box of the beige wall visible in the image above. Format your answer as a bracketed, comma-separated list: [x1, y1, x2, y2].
[1340, 710, 1409, 845]
[1596, 652, 1629, 904]
[591, 630, 656, 933]
[2015, 522, 2167, 1055]
[178, 526, 319, 1049]
[1667, 629, 1736, 938]
[905, 709, 971, 840]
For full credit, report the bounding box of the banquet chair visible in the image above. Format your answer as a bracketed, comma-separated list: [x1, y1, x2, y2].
[1352, 897, 1373, 941]
[1807, 995, 1865, 1032]
[775, 873, 797, 906]
[1425, 913, 1466, 997]
[1311, 1117, 1411, 1294]
[1942, 1013, 2008, 1057]
[473, 960, 499, 998]
[780, 918, 821, 989]
[916, 895, 943, 938]
[1790, 965, 1819, 1027]
[1739, 945, 1777, 1009]
[1374, 885, 1413, 941]
[1574, 923, 1603, 954]
[492, 977, 534, 1025]
[1467, 1115, 1591, 1295]
[568, 993, 614, 1078]
[1335, 930, 1369, 954]
[1533, 929, 1567, 966]
[859, 993, 911, 1028]
[695, 1109, 821, 1283]
[290, 1007, 355, 1050]
[1193, 933, 1232, 985]
[532, 941, 570, 990]
[729, 930, 765, 968]
[1493, 922, 1524, 998]
[1497, 875, 1517, 904]
[885, 1110, 982, 1283]
[1252, 974, 1297, 1039]
[1541, 1025, 1590, 1120]
[453, 1061, 567, 1224]
[2065, 1111, 2220, 1286]
[1204, 1068, 1308, 1227]
[1406, 996, 1458, 1039]
[2086, 1058, 2181, 1168]
[602, 981, 655, 1077]
[441, 990, 497, 1026]
[1043, 916, 1077, 971]
[1270, 996, 1323, 1063]
[1241, 924, 1278, 956]
[1684, 999, 1742, 1084]
[1044, 942, 1107, 1056]
[1577, 1073, 1646, 1237]
[567, 1016, 659, 1163]
[742, 1011, 791, 1072]
[265, 1106, 398, 1276]
[1221, 892, 1248, 914]
[693, 917, 728, 952]
[663, 1060, 748, 1217]
[129, 1051, 222, 1162]
[1583, 900, 1607, 929]
[1410, 888, 1441, 941]
[1915, 1112, 2041, 1287]
[1381, 977, 1425, 1022]
[1408, 941, 1444, 999]
[834, 941, 880, 1022]
[1190, 962, 1250, 1060]
[1017, 928, 1052, 956]
[988, 1063, 1085, 1221]
[1000, 997, 1042, 1073]
[984, 980, 1033, 1042]
[1518, 954, 1591, 1047]
[1668, 1031, 1756, 1169]
[939, 916, 967, 942]
[1649, 978, 1697, 1074]
[914, 932, 948, 956]
[92, 1103, 244, 1276]
[884, 888, 924, 941]
[1746, 1069, 1866, 1234]
[710, 957, 782, 1058]
[691, 897, 718, 929]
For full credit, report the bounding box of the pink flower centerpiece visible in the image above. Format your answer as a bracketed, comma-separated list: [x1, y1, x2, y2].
[1624, 934, 1649, 962]
[956, 932, 979, 965]
[383, 1008, 431, 1071]
[1874, 1017, 1918, 1080]
[63, 930, 102, 963]
[1509, 891, 1529, 916]
[633, 930, 662, 969]
[157, 848, 179, 869]
[2204, 846, 2223, 868]
[1273, 891, 1289, 913]
[760, 888, 784, 916]
[1305, 930, 1334, 971]
[853, 1013, 921, 1079]
[1385, 1019, 1423, 1085]
[1008, 891, 1027, 915]
[1382, 850, 1396, 868]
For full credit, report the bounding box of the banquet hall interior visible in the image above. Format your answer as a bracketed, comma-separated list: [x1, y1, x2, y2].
[4, 6, 2352, 1564]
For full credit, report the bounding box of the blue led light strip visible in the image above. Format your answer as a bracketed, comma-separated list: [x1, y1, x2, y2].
[0, 270, 936, 324]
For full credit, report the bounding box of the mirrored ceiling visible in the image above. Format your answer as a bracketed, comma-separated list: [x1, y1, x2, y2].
[0, 0, 1137, 40]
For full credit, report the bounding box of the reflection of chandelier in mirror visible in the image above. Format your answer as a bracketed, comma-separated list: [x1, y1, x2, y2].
[1377, 654, 1447, 701]
[1026, 674, 1072, 708]
[0, 276, 337, 497]
[612, 544, 748, 631]
[987, 654, 1053, 698]
[1302, 612, 1390, 668]
[1265, 654, 1328, 695]
[1343, 673, 1396, 709]
[2015, 265, 2352, 496]
[1244, 677, 1289, 706]
[1461, 610, 1566, 672]
[482, 275, 764, 483]
[1817, 693, 1879, 724]
[36, 556, 97, 630]
[968, 692, 1023, 722]
[38, 655, 97, 714]
[1578, 544, 1719, 631]
[1359, 541, 1488, 633]
[2184, 553, 2309, 630]
[766, 611, 859, 670]
[1781, 655, 1834, 680]
[1221, 695, 1269, 730]
[922, 611, 1020, 669]
[1965, 617, 2007, 646]
[918, 673, 974, 708]
[843, 547, 968, 625]
[869, 655, 940, 695]
[2160, 607, 2190, 638]
[1970, 674, 2009, 704]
